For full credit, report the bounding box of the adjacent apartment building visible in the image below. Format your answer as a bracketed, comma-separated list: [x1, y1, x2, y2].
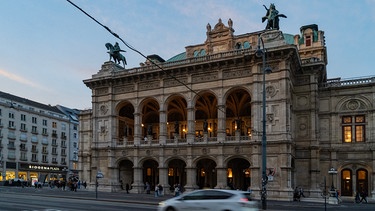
[0, 91, 79, 185]
[79, 19, 375, 201]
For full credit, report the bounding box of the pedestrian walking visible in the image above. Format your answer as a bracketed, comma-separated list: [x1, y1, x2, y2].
[158, 184, 163, 196]
[126, 183, 130, 194]
[360, 189, 368, 203]
[155, 185, 159, 197]
[145, 182, 150, 194]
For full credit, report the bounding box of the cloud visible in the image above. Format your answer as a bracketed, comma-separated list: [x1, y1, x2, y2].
[0, 69, 49, 91]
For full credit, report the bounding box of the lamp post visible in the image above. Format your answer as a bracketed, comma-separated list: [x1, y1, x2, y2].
[96, 171, 104, 199]
[255, 34, 272, 210]
[328, 167, 337, 191]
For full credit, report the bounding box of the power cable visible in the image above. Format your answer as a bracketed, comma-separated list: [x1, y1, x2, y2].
[66, 0, 226, 114]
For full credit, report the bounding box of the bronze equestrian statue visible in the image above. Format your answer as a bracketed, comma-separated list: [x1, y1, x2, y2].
[262, 3, 287, 30]
[105, 42, 127, 68]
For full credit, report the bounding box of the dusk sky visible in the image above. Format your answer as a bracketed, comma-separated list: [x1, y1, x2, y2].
[1, 0, 374, 109]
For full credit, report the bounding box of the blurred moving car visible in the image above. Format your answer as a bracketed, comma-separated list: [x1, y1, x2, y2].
[158, 189, 258, 211]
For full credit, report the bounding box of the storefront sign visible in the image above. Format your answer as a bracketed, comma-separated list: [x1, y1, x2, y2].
[19, 163, 61, 171]
[28, 165, 60, 171]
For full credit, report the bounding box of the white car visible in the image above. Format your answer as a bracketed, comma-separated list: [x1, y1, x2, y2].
[158, 189, 258, 211]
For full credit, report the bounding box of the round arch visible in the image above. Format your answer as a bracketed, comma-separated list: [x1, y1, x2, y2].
[225, 156, 251, 191]
[117, 159, 134, 191]
[194, 156, 217, 189]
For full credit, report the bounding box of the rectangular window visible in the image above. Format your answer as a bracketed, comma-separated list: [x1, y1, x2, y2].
[21, 114, 26, 121]
[32, 117, 37, 124]
[20, 143, 26, 150]
[52, 122, 57, 128]
[342, 115, 366, 142]
[21, 123, 27, 131]
[32, 154, 38, 162]
[61, 148, 66, 156]
[42, 146, 48, 153]
[32, 145, 38, 153]
[355, 125, 365, 142]
[32, 126, 38, 134]
[305, 35, 311, 46]
[43, 119, 47, 126]
[8, 121, 15, 128]
[42, 128, 48, 135]
[42, 155, 48, 163]
[9, 112, 14, 119]
[20, 152, 27, 161]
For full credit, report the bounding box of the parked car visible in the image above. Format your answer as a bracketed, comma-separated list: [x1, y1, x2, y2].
[158, 189, 258, 211]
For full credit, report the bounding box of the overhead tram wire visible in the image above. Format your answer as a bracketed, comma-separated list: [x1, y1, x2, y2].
[66, 0, 226, 114]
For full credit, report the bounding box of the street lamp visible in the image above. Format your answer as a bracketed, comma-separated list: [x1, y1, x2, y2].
[96, 171, 104, 199]
[328, 167, 337, 191]
[255, 34, 272, 210]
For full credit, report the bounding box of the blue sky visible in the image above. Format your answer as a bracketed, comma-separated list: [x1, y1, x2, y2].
[1, 0, 374, 109]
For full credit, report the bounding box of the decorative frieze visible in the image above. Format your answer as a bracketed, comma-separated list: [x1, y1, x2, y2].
[139, 81, 159, 91]
[164, 77, 188, 88]
[96, 87, 108, 95]
[223, 69, 252, 79]
[115, 85, 134, 94]
[192, 73, 217, 83]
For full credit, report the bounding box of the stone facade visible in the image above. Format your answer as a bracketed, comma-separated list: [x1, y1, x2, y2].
[78, 20, 375, 201]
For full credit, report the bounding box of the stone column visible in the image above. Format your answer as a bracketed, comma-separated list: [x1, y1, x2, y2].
[131, 167, 143, 193]
[187, 107, 196, 144]
[159, 110, 167, 144]
[217, 104, 226, 142]
[133, 112, 141, 145]
[158, 167, 170, 195]
[215, 167, 227, 189]
[185, 167, 198, 191]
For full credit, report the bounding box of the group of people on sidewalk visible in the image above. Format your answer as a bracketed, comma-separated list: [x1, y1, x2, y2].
[143, 182, 181, 197]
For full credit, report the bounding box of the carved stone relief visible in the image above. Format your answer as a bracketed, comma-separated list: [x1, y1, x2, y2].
[347, 100, 360, 110]
[223, 69, 252, 79]
[266, 85, 277, 98]
[99, 104, 108, 115]
[297, 96, 308, 107]
[96, 87, 108, 95]
[139, 81, 159, 91]
[297, 116, 308, 137]
[115, 85, 134, 94]
[192, 73, 217, 83]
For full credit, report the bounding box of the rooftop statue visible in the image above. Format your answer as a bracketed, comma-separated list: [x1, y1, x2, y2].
[262, 3, 287, 30]
[105, 42, 127, 68]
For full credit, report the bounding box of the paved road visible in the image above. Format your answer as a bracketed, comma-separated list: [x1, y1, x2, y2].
[1, 186, 374, 211]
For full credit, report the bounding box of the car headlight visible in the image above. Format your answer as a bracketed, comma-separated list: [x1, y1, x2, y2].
[158, 201, 166, 207]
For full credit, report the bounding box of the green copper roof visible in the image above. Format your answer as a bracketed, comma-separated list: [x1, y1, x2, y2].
[166, 52, 186, 62]
[283, 33, 294, 45]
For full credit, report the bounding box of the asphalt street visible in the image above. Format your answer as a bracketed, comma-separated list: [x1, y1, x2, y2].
[1, 186, 374, 211]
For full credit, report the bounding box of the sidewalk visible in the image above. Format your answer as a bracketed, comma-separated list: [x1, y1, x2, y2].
[0, 186, 171, 205]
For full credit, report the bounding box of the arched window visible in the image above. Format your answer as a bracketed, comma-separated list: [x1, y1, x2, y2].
[341, 169, 352, 196]
[200, 49, 206, 56]
[193, 50, 199, 57]
[243, 41, 251, 49]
